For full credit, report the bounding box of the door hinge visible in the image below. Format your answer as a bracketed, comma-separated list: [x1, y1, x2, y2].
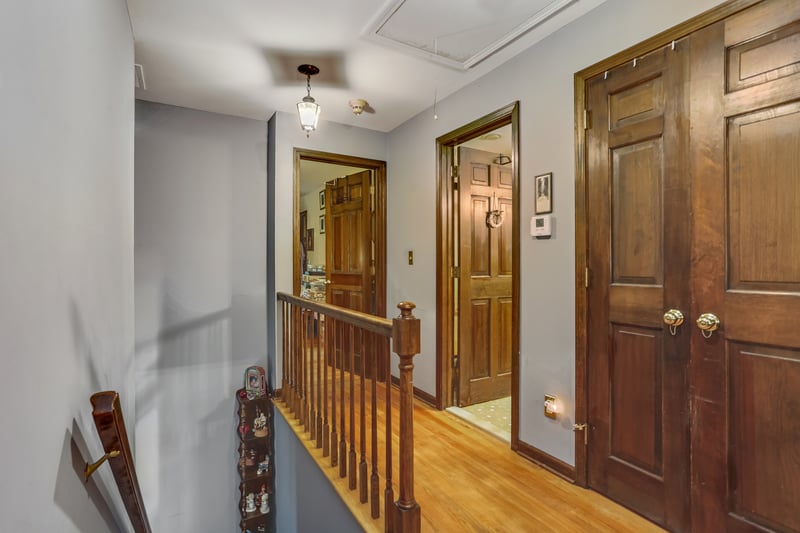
[585, 267, 591, 288]
[573, 423, 588, 445]
[452, 354, 459, 369]
[370, 184, 375, 212]
[452, 165, 459, 189]
[451, 266, 460, 279]
[583, 109, 590, 130]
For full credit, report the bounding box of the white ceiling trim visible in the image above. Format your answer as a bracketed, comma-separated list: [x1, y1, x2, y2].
[365, 0, 577, 70]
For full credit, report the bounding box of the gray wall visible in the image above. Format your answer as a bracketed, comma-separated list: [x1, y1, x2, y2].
[134, 101, 267, 530]
[385, 0, 722, 465]
[0, 0, 135, 530]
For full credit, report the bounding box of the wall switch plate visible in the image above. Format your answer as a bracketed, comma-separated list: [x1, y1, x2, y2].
[408, 250, 414, 265]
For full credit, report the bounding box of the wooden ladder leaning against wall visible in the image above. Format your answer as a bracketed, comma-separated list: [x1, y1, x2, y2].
[276, 292, 421, 533]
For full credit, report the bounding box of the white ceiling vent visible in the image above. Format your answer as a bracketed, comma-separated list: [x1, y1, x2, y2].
[365, 0, 576, 70]
[134, 63, 146, 90]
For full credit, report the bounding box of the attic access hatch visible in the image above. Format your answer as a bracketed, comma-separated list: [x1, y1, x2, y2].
[366, 0, 578, 70]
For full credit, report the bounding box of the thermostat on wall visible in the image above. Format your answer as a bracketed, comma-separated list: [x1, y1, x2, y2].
[531, 215, 552, 239]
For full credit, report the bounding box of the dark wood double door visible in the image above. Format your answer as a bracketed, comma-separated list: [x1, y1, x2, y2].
[586, 1, 800, 531]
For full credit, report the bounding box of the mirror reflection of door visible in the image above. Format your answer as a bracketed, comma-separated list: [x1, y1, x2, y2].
[298, 160, 363, 302]
[296, 151, 388, 379]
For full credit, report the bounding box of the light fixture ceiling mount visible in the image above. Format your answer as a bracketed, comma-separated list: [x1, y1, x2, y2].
[297, 64, 321, 136]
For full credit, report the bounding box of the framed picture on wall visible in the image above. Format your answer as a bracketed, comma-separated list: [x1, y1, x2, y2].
[300, 210, 307, 235]
[306, 228, 314, 251]
[535, 173, 553, 214]
[319, 189, 326, 210]
[319, 215, 325, 234]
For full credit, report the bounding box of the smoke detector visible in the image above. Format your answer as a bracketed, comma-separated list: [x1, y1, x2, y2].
[349, 99, 368, 115]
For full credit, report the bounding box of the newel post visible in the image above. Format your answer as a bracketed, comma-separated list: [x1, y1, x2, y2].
[392, 301, 421, 533]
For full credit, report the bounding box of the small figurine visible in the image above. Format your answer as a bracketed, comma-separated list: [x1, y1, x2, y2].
[245, 492, 256, 513]
[245, 366, 266, 399]
[257, 458, 268, 475]
[246, 448, 257, 467]
[238, 404, 250, 438]
[259, 484, 269, 514]
[238, 445, 246, 472]
[253, 406, 268, 437]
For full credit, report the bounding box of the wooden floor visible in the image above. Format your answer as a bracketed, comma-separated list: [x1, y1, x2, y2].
[275, 379, 665, 533]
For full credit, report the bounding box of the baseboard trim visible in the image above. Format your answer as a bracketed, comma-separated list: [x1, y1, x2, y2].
[516, 440, 576, 482]
[390, 375, 438, 408]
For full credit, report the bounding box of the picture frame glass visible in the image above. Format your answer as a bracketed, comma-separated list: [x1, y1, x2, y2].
[535, 173, 553, 214]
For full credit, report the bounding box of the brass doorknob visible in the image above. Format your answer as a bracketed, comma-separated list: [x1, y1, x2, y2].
[663, 309, 684, 326]
[696, 312, 720, 338]
[663, 309, 684, 336]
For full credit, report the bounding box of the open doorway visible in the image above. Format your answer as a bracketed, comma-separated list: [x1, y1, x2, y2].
[436, 103, 520, 446]
[293, 148, 387, 320]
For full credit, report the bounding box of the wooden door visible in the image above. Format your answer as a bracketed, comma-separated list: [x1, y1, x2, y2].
[457, 147, 513, 406]
[690, 3, 800, 531]
[585, 45, 691, 530]
[325, 170, 378, 374]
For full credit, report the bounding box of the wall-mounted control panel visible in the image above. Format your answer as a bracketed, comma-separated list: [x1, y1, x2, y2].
[531, 215, 552, 239]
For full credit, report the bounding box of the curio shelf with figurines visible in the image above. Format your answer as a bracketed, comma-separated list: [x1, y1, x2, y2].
[236, 365, 275, 533]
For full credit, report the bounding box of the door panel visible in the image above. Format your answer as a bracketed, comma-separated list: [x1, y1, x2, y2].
[692, 3, 800, 531]
[729, 343, 800, 533]
[586, 44, 690, 531]
[458, 147, 513, 406]
[684, 2, 800, 532]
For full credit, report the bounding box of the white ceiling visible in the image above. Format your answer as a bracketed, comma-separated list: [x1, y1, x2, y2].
[129, 0, 605, 132]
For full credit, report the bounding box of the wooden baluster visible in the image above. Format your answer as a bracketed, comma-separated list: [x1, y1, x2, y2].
[281, 301, 288, 400]
[315, 312, 323, 448]
[306, 309, 314, 436]
[286, 303, 294, 412]
[370, 330, 380, 519]
[330, 317, 338, 467]
[392, 302, 421, 533]
[339, 318, 347, 479]
[301, 307, 307, 426]
[359, 328, 368, 503]
[297, 305, 304, 424]
[384, 334, 394, 533]
[292, 305, 299, 415]
[349, 324, 357, 489]
[323, 313, 330, 457]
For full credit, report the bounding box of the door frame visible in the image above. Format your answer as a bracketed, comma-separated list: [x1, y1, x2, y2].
[293, 148, 387, 319]
[435, 102, 520, 445]
[572, 0, 763, 487]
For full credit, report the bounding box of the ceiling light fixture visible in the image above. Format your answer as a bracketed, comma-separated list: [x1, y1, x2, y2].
[297, 64, 321, 136]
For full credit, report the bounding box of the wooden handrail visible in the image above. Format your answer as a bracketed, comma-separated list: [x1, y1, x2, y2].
[89, 391, 152, 533]
[278, 292, 393, 337]
[276, 292, 421, 533]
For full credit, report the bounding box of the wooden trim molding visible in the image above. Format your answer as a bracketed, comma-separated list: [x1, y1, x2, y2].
[572, 0, 764, 488]
[391, 376, 438, 408]
[293, 148, 388, 320]
[515, 440, 576, 483]
[435, 102, 520, 445]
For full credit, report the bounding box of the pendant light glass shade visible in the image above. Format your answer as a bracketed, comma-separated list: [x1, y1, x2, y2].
[297, 96, 320, 133]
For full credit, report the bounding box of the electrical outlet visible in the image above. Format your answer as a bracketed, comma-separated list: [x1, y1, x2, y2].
[544, 394, 558, 419]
